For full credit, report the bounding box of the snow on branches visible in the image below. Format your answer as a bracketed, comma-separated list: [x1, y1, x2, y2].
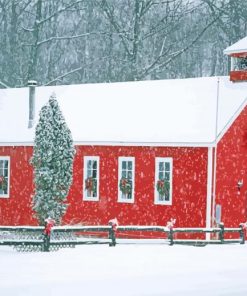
[31, 93, 75, 225]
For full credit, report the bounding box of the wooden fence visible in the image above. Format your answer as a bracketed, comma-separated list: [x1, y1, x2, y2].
[0, 223, 245, 251]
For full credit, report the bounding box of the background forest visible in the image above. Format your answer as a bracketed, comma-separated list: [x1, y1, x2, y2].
[0, 0, 247, 88]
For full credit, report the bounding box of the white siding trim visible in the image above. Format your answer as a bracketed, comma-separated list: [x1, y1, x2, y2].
[0, 156, 10, 198]
[154, 157, 173, 206]
[216, 98, 247, 144]
[0, 141, 215, 148]
[83, 156, 100, 201]
[206, 148, 213, 240]
[118, 157, 135, 203]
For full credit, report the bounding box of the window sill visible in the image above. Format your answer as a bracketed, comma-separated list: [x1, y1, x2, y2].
[83, 197, 99, 202]
[0, 195, 10, 199]
[117, 198, 134, 204]
[154, 200, 172, 206]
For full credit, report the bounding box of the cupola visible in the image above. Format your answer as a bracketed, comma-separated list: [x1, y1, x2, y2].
[224, 36, 247, 82]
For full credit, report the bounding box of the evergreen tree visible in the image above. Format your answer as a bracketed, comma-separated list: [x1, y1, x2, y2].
[31, 94, 75, 225]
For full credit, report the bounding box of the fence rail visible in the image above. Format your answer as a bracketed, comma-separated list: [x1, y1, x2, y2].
[0, 223, 245, 251]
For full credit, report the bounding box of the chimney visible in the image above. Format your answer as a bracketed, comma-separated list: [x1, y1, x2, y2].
[28, 80, 37, 128]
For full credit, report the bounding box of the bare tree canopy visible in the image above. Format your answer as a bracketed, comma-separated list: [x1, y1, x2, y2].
[0, 0, 246, 88]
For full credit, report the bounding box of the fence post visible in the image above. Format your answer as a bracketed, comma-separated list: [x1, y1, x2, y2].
[43, 234, 50, 252]
[42, 217, 55, 252]
[219, 222, 224, 244]
[109, 225, 116, 247]
[239, 224, 245, 245]
[168, 228, 174, 246]
[108, 218, 118, 247]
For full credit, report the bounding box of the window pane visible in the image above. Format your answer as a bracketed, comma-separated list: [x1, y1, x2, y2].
[159, 172, 164, 180]
[165, 162, 170, 171]
[165, 185, 170, 201]
[159, 162, 164, 171]
[87, 160, 92, 169]
[128, 161, 132, 170]
[4, 161, 8, 169]
[87, 169, 92, 178]
[128, 171, 132, 179]
[122, 170, 127, 178]
[122, 161, 126, 170]
[93, 160, 97, 170]
[92, 170, 97, 178]
[0, 161, 3, 169]
[165, 172, 170, 181]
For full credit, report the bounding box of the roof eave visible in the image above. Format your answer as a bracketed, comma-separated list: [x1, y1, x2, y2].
[0, 140, 215, 148]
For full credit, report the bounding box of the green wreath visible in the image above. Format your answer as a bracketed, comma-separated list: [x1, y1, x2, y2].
[119, 177, 132, 195]
[156, 179, 170, 198]
[85, 177, 97, 195]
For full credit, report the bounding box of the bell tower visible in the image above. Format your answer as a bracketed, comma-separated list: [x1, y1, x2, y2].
[224, 37, 247, 82]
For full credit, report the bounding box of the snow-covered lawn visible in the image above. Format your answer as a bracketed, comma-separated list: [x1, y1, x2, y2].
[1, 243, 247, 296]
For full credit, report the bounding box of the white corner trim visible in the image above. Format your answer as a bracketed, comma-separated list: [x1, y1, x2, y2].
[216, 98, 247, 144]
[206, 147, 213, 240]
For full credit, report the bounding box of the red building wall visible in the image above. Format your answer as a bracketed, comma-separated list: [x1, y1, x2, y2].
[0, 145, 208, 228]
[0, 146, 36, 225]
[216, 106, 247, 227]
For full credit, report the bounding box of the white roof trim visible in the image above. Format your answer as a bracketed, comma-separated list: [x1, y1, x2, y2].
[216, 97, 247, 143]
[0, 141, 215, 148]
[224, 36, 247, 55]
[224, 48, 247, 55]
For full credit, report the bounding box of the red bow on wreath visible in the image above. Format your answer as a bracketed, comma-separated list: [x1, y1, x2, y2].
[119, 177, 132, 194]
[157, 180, 165, 188]
[85, 177, 93, 191]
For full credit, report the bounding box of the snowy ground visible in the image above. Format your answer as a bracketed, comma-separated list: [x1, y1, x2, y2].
[1, 243, 247, 296]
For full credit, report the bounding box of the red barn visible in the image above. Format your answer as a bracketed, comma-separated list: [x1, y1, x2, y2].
[0, 39, 246, 233]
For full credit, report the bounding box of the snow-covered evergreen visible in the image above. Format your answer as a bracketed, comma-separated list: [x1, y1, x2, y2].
[31, 94, 75, 225]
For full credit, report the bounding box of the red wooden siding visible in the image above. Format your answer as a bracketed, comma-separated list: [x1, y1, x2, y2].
[216, 105, 247, 227]
[0, 145, 208, 228]
[61, 146, 208, 227]
[230, 71, 247, 82]
[0, 146, 36, 225]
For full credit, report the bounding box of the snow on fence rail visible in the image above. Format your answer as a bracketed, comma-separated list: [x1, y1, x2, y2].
[0, 223, 245, 251]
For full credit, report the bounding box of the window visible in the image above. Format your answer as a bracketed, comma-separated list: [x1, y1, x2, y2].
[118, 157, 135, 203]
[83, 156, 100, 201]
[155, 157, 173, 205]
[0, 157, 10, 198]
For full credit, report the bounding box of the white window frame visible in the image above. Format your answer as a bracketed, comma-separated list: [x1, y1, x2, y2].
[83, 156, 100, 201]
[0, 156, 10, 198]
[154, 157, 173, 205]
[118, 157, 135, 203]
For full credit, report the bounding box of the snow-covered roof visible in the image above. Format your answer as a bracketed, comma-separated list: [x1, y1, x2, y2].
[224, 36, 247, 55]
[0, 76, 246, 147]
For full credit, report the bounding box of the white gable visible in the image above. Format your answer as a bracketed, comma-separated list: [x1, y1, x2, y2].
[224, 36, 247, 55]
[0, 76, 246, 147]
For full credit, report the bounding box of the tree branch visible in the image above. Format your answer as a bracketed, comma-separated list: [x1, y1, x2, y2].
[139, 9, 226, 79]
[98, 0, 132, 58]
[39, 0, 86, 25]
[0, 80, 10, 88]
[37, 32, 107, 46]
[44, 56, 110, 86]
